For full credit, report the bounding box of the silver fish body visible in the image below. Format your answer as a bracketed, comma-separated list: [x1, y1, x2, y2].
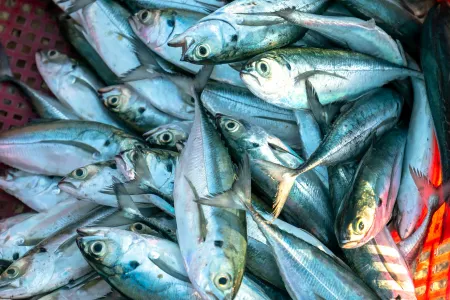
[0, 120, 145, 176]
[167, 0, 329, 63]
[396, 58, 434, 239]
[336, 127, 407, 249]
[130, 9, 245, 87]
[144, 121, 193, 149]
[0, 168, 73, 212]
[201, 83, 301, 150]
[0, 213, 35, 234]
[35, 50, 125, 130]
[328, 163, 358, 214]
[241, 48, 422, 110]
[126, 0, 226, 14]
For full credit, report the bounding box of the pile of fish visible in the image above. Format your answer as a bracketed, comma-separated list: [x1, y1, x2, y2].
[0, 0, 449, 298]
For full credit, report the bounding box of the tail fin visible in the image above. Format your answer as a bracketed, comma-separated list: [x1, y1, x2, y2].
[0, 42, 13, 78]
[253, 159, 299, 220]
[168, 65, 214, 102]
[409, 165, 438, 208]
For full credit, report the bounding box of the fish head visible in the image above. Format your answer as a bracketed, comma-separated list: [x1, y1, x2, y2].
[35, 49, 75, 77]
[0, 252, 53, 298]
[167, 20, 237, 63]
[130, 10, 172, 47]
[59, 161, 119, 197]
[115, 149, 142, 181]
[241, 52, 293, 101]
[335, 182, 377, 249]
[99, 85, 132, 114]
[145, 125, 189, 148]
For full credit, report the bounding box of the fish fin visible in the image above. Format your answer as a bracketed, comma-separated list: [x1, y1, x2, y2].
[396, 40, 408, 67]
[72, 76, 98, 93]
[64, 272, 98, 289]
[305, 79, 328, 134]
[295, 70, 346, 84]
[0, 42, 13, 77]
[365, 18, 376, 28]
[408, 166, 437, 208]
[252, 159, 299, 220]
[193, 65, 214, 95]
[196, 156, 250, 210]
[184, 175, 207, 242]
[63, 0, 96, 14]
[147, 253, 191, 282]
[120, 65, 159, 82]
[112, 176, 145, 220]
[56, 235, 79, 254]
[40, 140, 100, 156]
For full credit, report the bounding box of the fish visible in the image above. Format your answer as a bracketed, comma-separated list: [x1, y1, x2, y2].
[167, 0, 329, 63]
[76, 227, 272, 300]
[236, 188, 378, 299]
[290, 29, 340, 49]
[240, 47, 422, 110]
[0, 168, 74, 212]
[35, 50, 126, 130]
[125, 0, 226, 15]
[0, 120, 145, 176]
[0, 43, 79, 120]
[0, 213, 35, 234]
[201, 83, 301, 150]
[99, 84, 181, 133]
[395, 57, 434, 239]
[130, 9, 245, 87]
[216, 116, 336, 249]
[343, 227, 416, 299]
[0, 205, 135, 299]
[173, 98, 247, 299]
[335, 127, 407, 249]
[255, 88, 402, 220]
[58, 160, 173, 214]
[0, 200, 97, 262]
[271, 9, 405, 65]
[421, 2, 450, 182]
[397, 167, 450, 266]
[52, 0, 85, 25]
[143, 121, 193, 150]
[401, 0, 436, 19]
[339, 0, 421, 50]
[58, 15, 120, 86]
[328, 163, 358, 214]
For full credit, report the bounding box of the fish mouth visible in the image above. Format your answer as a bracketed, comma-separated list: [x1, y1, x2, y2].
[240, 71, 261, 86]
[339, 239, 360, 249]
[57, 181, 78, 192]
[35, 51, 46, 64]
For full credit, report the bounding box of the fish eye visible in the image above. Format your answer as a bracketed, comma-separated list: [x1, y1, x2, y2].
[89, 241, 106, 257]
[195, 44, 211, 58]
[214, 273, 233, 290]
[256, 61, 270, 77]
[158, 132, 173, 144]
[72, 167, 88, 180]
[224, 120, 239, 133]
[48, 50, 58, 58]
[132, 223, 144, 232]
[139, 10, 151, 23]
[5, 266, 19, 278]
[107, 96, 120, 108]
[354, 218, 365, 233]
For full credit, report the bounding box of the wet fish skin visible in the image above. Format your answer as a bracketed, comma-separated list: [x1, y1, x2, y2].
[167, 0, 329, 64]
[344, 227, 416, 299]
[35, 50, 126, 130]
[336, 127, 407, 249]
[0, 200, 97, 262]
[173, 99, 246, 299]
[328, 163, 357, 214]
[0, 120, 146, 176]
[99, 84, 181, 133]
[201, 83, 301, 150]
[143, 121, 193, 150]
[402, 0, 436, 19]
[421, 2, 450, 182]
[218, 116, 336, 249]
[240, 48, 422, 110]
[0, 213, 35, 234]
[76, 228, 270, 300]
[0, 206, 132, 299]
[58, 15, 119, 86]
[395, 57, 434, 239]
[0, 168, 73, 212]
[58, 160, 169, 210]
[125, 0, 225, 14]
[130, 9, 245, 87]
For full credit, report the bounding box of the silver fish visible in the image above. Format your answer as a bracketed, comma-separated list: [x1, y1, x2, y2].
[35, 50, 126, 130]
[143, 121, 193, 149]
[0, 213, 35, 234]
[125, 0, 226, 15]
[99, 84, 181, 133]
[58, 160, 170, 212]
[335, 127, 407, 249]
[167, 0, 329, 63]
[396, 57, 435, 239]
[255, 88, 402, 220]
[0, 120, 145, 176]
[0, 200, 97, 262]
[0, 168, 73, 212]
[76, 227, 271, 300]
[130, 9, 245, 87]
[173, 99, 246, 299]
[240, 48, 422, 110]
[328, 163, 358, 214]
[201, 83, 301, 150]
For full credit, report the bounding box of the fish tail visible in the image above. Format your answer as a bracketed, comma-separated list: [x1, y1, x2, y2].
[0, 42, 13, 79]
[253, 159, 300, 219]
